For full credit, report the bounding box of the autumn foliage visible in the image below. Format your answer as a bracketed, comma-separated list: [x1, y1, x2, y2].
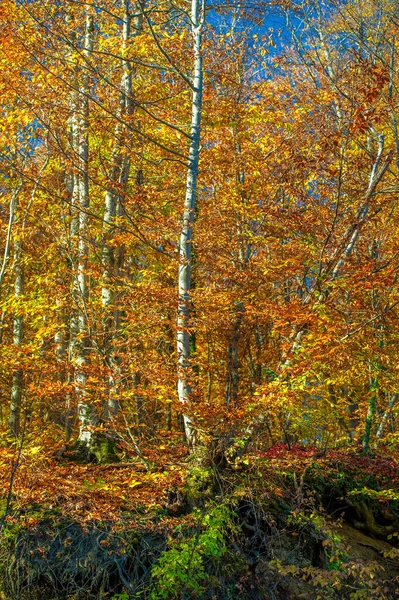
[1, 0, 399, 596]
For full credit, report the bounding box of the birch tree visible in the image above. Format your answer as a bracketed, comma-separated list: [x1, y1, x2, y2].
[8, 157, 48, 435]
[102, 0, 145, 418]
[73, 11, 95, 451]
[9, 215, 23, 436]
[177, 0, 205, 446]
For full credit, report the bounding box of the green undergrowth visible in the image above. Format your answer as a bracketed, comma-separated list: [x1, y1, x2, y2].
[150, 505, 237, 599]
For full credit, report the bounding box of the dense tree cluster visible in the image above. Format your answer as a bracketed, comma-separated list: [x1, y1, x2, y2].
[0, 0, 399, 460]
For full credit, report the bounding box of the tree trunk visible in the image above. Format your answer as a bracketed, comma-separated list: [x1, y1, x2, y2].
[8, 157, 48, 435]
[176, 0, 204, 446]
[74, 12, 95, 449]
[376, 393, 398, 440]
[9, 236, 23, 436]
[102, 0, 144, 417]
[225, 302, 244, 405]
[363, 377, 378, 453]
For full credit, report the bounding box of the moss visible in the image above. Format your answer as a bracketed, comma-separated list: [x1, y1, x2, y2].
[72, 433, 119, 464]
[124, 529, 141, 547]
[91, 435, 119, 464]
[0, 498, 8, 517]
[185, 467, 215, 507]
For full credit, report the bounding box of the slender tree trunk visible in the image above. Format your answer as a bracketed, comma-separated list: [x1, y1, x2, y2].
[177, 0, 204, 446]
[65, 17, 80, 444]
[376, 393, 398, 440]
[74, 12, 94, 448]
[0, 183, 22, 296]
[9, 237, 23, 436]
[225, 127, 248, 405]
[363, 377, 378, 453]
[133, 371, 144, 435]
[3, 183, 23, 435]
[347, 393, 359, 443]
[8, 157, 48, 435]
[102, 0, 144, 417]
[54, 325, 72, 441]
[225, 302, 244, 405]
[55, 329, 67, 377]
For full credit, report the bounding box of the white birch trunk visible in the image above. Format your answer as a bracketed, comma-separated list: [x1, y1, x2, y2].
[8, 156, 48, 435]
[0, 183, 23, 296]
[3, 185, 22, 434]
[376, 394, 398, 440]
[177, 0, 204, 445]
[331, 132, 388, 279]
[102, 1, 144, 416]
[65, 18, 80, 442]
[75, 12, 94, 446]
[9, 236, 23, 436]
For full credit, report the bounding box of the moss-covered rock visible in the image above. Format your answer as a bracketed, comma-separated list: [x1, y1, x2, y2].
[90, 434, 119, 464]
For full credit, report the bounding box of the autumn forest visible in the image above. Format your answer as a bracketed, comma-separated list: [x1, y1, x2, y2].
[1, 0, 399, 598]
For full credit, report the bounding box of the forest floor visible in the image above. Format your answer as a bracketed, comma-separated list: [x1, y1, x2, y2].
[0, 431, 189, 525]
[1, 433, 399, 599]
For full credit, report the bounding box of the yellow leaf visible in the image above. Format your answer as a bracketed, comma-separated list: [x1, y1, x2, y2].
[129, 480, 142, 488]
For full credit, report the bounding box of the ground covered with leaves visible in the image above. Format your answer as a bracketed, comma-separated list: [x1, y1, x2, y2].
[1, 437, 399, 599]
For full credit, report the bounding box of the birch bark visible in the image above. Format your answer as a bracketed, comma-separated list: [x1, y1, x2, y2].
[9, 161, 47, 435]
[102, 0, 144, 417]
[9, 235, 23, 436]
[0, 183, 23, 296]
[74, 12, 95, 448]
[3, 184, 23, 435]
[376, 394, 398, 439]
[177, 0, 204, 446]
